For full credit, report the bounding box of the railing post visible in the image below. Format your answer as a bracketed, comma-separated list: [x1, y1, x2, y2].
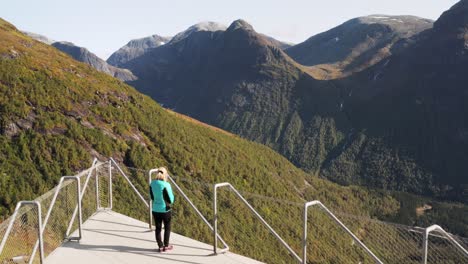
[303, 203, 308, 264]
[36, 202, 44, 264]
[213, 184, 218, 255]
[422, 229, 429, 264]
[109, 160, 113, 210]
[75, 177, 83, 240]
[148, 169, 154, 230]
[96, 166, 100, 210]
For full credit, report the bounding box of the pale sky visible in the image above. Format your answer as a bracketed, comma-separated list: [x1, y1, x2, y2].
[2, 0, 459, 59]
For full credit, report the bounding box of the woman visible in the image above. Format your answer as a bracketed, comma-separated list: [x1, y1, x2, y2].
[150, 167, 175, 252]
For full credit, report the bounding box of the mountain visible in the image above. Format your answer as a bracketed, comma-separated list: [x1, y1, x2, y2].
[22, 31, 55, 45]
[107, 34, 171, 67]
[5, 17, 468, 262]
[108, 21, 292, 69]
[51, 41, 137, 81]
[321, 0, 468, 199]
[121, 10, 467, 203]
[123, 19, 307, 118]
[285, 15, 433, 79]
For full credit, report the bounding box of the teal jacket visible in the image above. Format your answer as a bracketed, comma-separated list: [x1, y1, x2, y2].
[150, 180, 175, 213]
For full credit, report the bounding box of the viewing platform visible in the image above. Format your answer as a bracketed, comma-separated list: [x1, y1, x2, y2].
[46, 210, 263, 264]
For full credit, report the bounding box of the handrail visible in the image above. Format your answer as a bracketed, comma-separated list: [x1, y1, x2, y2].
[213, 182, 303, 262]
[422, 225, 468, 264]
[66, 158, 99, 236]
[149, 169, 230, 251]
[303, 201, 383, 264]
[109, 158, 149, 209]
[109, 160, 113, 209]
[29, 176, 82, 264]
[0, 201, 44, 264]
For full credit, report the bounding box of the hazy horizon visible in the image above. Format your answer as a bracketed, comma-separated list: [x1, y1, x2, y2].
[3, 0, 459, 59]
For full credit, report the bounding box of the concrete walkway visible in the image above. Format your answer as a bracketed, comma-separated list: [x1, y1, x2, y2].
[46, 210, 263, 264]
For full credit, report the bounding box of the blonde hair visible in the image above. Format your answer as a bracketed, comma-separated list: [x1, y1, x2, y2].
[155, 167, 168, 181]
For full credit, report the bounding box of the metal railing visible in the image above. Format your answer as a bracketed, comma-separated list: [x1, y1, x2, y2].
[27, 176, 83, 264]
[0, 158, 148, 263]
[148, 169, 230, 252]
[0, 201, 44, 264]
[303, 200, 383, 264]
[213, 182, 303, 262]
[422, 225, 468, 264]
[110, 158, 149, 209]
[1, 161, 468, 264]
[65, 158, 99, 236]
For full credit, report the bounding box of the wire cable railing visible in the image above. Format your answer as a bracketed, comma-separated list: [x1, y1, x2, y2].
[0, 159, 467, 264]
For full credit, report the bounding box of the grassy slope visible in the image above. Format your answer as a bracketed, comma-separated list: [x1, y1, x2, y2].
[0, 18, 466, 262]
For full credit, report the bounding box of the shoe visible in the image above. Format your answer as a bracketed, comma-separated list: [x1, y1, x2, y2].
[158, 247, 163, 252]
[163, 245, 173, 251]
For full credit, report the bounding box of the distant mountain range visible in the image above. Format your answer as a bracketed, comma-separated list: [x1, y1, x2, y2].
[23, 32, 136, 82]
[109, 1, 468, 202]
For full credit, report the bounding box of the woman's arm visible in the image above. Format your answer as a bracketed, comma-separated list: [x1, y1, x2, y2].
[163, 184, 175, 204]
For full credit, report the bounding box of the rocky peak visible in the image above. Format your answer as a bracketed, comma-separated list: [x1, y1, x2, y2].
[227, 19, 254, 32]
[170, 21, 226, 43]
[107, 34, 170, 66]
[126, 34, 169, 49]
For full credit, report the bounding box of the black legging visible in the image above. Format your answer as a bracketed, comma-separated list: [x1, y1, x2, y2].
[152, 211, 172, 248]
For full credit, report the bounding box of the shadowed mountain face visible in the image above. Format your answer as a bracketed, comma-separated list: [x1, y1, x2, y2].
[285, 15, 433, 79]
[123, 19, 315, 121]
[121, 6, 468, 203]
[52, 41, 137, 81]
[107, 34, 171, 67]
[321, 0, 468, 200]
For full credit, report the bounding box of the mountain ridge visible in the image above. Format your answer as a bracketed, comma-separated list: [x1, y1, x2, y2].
[22, 31, 136, 81]
[51, 41, 137, 81]
[285, 14, 433, 79]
